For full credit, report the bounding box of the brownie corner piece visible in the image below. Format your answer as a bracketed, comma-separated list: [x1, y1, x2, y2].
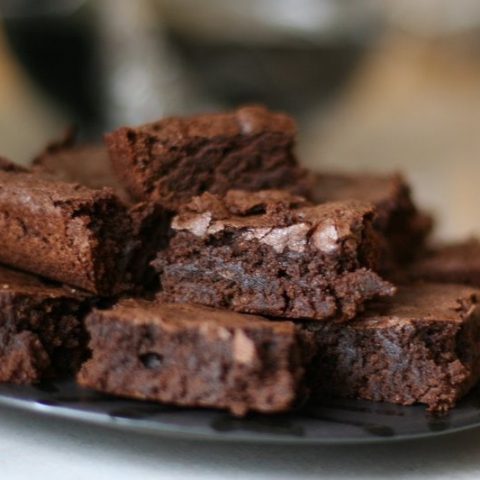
[306, 283, 480, 413]
[153, 190, 395, 321]
[77, 300, 309, 416]
[105, 105, 310, 209]
[0, 167, 133, 295]
[0, 264, 90, 383]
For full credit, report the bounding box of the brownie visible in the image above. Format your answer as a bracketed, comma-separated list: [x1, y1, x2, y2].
[0, 264, 90, 383]
[0, 165, 132, 295]
[105, 105, 311, 210]
[153, 190, 395, 321]
[312, 172, 433, 263]
[305, 283, 480, 413]
[408, 239, 480, 286]
[32, 137, 170, 291]
[77, 300, 311, 416]
[32, 130, 131, 204]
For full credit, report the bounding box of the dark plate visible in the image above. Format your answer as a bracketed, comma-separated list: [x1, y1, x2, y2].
[0, 380, 479, 444]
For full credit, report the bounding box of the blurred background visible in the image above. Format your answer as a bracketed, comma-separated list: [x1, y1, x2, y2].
[0, 0, 479, 240]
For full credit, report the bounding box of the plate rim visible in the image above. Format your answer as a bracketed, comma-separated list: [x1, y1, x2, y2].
[0, 386, 479, 445]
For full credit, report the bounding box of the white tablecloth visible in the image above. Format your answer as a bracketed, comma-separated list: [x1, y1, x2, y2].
[0, 405, 479, 480]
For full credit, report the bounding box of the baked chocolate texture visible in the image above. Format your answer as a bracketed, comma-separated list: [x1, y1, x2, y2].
[408, 239, 480, 286]
[77, 300, 311, 416]
[32, 129, 131, 204]
[153, 190, 395, 321]
[0, 163, 132, 295]
[312, 172, 433, 263]
[0, 264, 90, 383]
[305, 283, 480, 413]
[105, 105, 311, 210]
[32, 134, 170, 292]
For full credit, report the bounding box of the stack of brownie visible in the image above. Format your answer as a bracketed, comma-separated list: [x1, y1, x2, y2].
[1, 105, 480, 416]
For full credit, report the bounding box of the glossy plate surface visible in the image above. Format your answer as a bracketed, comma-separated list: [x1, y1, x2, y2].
[0, 380, 479, 444]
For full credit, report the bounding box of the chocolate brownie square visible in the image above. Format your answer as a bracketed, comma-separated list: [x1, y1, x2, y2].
[0, 264, 90, 383]
[305, 283, 480, 413]
[0, 164, 132, 295]
[312, 172, 433, 263]
[408, 239, 480, 286]
[153, 190, 395, 321]
[105, 105, 311, 209]
[77, 300, 311, 416]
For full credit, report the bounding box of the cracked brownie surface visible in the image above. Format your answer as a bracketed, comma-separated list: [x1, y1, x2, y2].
[153, 190, 395, 321]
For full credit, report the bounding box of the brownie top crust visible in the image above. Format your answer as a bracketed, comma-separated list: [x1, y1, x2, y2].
[313, 172, 409, 212]
[0, 168, 120, 207]
[408, 239, 480, 286]
[124, 105, 296, 142]
[356, 283, 479, 327]
[32, 130, 131, 204]
[172, 190, 376, 256]
[312, 171, 421, 233]
[0, 264, 87, 300]
[34, 145, 123, 193]
[312, 171, 433, 264]
[157, 189, 393, 321]
[100, 299, 294, 330]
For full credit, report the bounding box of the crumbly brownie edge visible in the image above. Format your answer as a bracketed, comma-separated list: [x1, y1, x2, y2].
[153, 198, 395, 321]
[304, 288, 480, 413]
[0, 291, 91, 383]
[107, 129, 310, 208]
[78, 308, 310, 415]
